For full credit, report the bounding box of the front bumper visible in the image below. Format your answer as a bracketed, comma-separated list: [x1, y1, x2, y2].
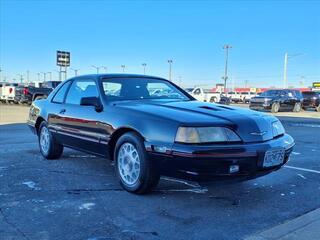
[146, 134, 294, 181]
[249, 102, 272, 111]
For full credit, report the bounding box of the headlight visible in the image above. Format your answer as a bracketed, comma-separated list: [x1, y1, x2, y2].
[175, 127, 241, 143]
[272, 121, 285, 137]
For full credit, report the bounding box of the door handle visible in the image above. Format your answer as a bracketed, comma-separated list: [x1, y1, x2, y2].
[59, 109, 66, 114]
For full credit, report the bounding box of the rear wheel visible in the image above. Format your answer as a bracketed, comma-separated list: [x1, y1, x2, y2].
[293, 102, 302, 112]
[38, 121, 63, 159]
[271, 102, 280, 113]
[115, 132, 160, 194]
[209, 97, 216, 103]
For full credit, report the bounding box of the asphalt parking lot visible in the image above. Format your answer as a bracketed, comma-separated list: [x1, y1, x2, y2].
[0, 105, 319, 240]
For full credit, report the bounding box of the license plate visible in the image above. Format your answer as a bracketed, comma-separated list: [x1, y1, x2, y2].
[263, 148, 285, 168]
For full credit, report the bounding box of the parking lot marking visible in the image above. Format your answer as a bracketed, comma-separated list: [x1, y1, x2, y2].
[285, 165, 320, 174]
[297, 174, 307, 179]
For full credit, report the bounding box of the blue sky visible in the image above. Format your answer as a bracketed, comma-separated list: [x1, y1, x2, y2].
[1, 0, 319, 88]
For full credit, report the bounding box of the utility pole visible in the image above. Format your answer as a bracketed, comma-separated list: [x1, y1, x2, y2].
[167, 60, 173, 81]
[91, 65, 100, 74]
[37, 73, 40, 82]
[222, 44, 232, 93]
[121, 65, 126, 73]
[142, 63, 147, 74]
[283, 52, 302, 89]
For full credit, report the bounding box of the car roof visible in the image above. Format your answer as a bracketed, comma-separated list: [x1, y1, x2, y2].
[75, 73, 167, 81]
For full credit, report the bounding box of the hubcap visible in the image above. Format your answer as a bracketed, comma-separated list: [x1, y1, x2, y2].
[40, 126, 50, 154]
[117, 143, 140, 186]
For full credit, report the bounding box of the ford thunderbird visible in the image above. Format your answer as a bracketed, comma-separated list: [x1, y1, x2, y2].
[28, 74, 295, 194]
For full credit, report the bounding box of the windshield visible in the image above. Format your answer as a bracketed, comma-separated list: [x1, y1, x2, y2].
[101, 78, 190, 101]
[260, 90, 283, 96]
[302, 92, 319, 97]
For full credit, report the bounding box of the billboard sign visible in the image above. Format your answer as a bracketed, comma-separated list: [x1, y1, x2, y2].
[312, 82, 320, 89]
[56, 51, 70, 67]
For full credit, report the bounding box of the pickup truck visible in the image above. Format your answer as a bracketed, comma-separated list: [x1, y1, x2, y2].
[0, 83, 19, 103]
[186, 87, 221, 103]
[302, 91, 320, 112]
[14, 81, 61, 104]
[250, 89, 303, 113]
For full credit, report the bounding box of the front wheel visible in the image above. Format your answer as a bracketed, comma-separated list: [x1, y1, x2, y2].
[293, 102, 302, 112]
[271, 102, 280, 113]
[115, 132, 160, 194]
[38, 121, 63, 159]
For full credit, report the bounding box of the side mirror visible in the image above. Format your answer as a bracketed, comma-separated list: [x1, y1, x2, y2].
[80, 97, 103, 112]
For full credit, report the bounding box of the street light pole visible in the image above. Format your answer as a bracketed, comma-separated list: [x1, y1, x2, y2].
[91, 65, 100, 74]
[121, 65, 126, 73]
[17, 74, 24, 83]
[41, 72, 47, 81]
[167, 60, 173, 81]
[142, 63, 147, 74]
[101, 66, 108, 73]
[47, 72, 52, 81]
[222, 44, 232, 93]
[283, 52, 303, 89]
[37, 72, 40, 82]
[26, 70, 30, 82]
[70, 68, 79, 76]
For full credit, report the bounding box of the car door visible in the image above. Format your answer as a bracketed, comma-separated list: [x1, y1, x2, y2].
[57, 78, 108, 156]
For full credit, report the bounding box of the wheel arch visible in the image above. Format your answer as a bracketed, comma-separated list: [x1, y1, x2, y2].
[108, 127, 145, 161]
[35, 116, 46, 135]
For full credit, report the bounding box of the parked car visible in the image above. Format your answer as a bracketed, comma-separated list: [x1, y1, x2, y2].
[0, 83, 19, 103]
[249, 89, 303, 113]
[240, 92, 256, 103]
[188, 87, 221, 103]
[227, 91, 242, 103]
[302, 91, 320, 112]
[28, 74, 294, 194]
[15, 81, 61, 104]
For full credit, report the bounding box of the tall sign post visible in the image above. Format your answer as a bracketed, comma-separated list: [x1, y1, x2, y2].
[56, 51, 70, 80]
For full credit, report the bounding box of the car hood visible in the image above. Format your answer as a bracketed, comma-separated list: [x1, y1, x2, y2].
[115, 100, 279, 143]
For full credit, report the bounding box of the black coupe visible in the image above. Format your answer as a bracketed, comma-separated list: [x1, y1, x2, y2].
[28, 74, 295, 194]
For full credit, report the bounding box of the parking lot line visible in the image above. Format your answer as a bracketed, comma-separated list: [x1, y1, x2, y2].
[285, 165, 320, 174]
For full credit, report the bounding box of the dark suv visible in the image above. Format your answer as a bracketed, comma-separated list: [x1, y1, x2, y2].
[302, 91, 320, 112]
[249, 89, 303, 113]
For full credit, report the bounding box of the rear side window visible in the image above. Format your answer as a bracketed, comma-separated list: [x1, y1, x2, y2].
[52, 81, 71, 103]
[65, 79, 98, 105]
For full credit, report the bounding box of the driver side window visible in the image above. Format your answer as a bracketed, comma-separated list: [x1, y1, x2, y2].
[65, 79, 98, 105]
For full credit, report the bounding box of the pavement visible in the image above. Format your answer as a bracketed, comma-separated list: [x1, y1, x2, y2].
[0, 104, 320, 240]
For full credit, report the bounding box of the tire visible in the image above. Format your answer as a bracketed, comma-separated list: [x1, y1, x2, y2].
[115, 132, 160, 194]
[209, 97, 216, 103]
[271, 102, 280, 113]
[293, 102, 302, 112]
[38, 121, 63, 159]
[316, 105, 320, 112]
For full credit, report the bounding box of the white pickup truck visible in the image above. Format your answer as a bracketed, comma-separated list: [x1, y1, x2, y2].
[0, 83, 19, 103]
[186, 87, 221, 103]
